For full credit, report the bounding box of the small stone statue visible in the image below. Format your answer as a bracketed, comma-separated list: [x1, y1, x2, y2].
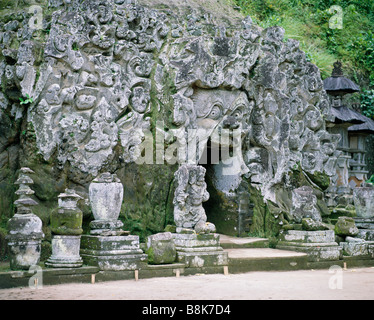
[291, 186, 321, 223]
[7, 168, 44, 270]
[173, 164, 216, 234]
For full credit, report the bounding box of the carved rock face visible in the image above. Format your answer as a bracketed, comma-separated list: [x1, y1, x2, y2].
[1, 0, 342, 232]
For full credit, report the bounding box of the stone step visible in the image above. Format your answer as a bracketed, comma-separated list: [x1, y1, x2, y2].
[225, 248, 309, 273]
[219, 234, 269, 249]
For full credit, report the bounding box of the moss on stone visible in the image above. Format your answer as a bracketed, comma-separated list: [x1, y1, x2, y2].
[117, 163, 177, 242]
[306, 170, 330, 191]
[247, 184, 281, 246]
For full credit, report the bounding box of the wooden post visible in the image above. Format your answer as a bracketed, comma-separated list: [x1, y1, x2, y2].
[135, 269, 139, 281]
[223, 266, 229, 276]
[91, 274, 95, 284]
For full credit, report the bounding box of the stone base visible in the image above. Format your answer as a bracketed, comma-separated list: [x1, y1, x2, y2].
[276, 230, 341, 262]
[80, 235, 147, 271]
[7, 239, 42, 270]
[89, 220, 124, 236]
[176, 250, 228, 267]
[45, 235, 83, 268]
[172, 233, 228, 268]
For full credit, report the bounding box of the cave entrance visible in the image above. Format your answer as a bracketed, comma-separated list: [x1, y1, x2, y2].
[198, 138, 253, 236]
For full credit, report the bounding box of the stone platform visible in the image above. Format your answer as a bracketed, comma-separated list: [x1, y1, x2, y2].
[173, 233, 228, 268]
[226, 248, 309, 273]
[276, 230, 342, 262]
[80, 235, 147, 271]
[2, 234, 374, 289]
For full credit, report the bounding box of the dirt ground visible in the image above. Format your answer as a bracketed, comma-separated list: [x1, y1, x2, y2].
[1, 267, 374, 300]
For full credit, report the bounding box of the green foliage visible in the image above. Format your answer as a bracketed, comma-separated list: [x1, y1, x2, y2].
[366, 174, 374, 185]
[349, 32, 374, 86]
[234, 0, 374, 81]
[19, 94, 34, 105]
[360, 89, 374, 119]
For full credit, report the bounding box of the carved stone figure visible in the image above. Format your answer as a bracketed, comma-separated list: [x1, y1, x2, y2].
[173, 164, 215, 233]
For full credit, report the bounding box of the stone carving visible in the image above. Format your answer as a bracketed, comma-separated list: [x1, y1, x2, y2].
[0, 0, 345, 242]
[89, 172, 125, 236]
[6, 168, 44, 270]
[173, 164, 215, 233]
[80, 171, 147, 271]
[290, 186, 321, 224]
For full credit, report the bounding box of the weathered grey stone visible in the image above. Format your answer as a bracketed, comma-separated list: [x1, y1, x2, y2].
[334, 216, 359, 237]
[353, 185, 374, 219]
[279, 230, 336, 243]
[89, 172, 125, 235]
[45, 235, 83, 268]
[341, 240, 369, 257]
[146, 232, 176, 264]
[356, 229, 374, 241]
[173, 164, 214, 233]
[89, 172, 123, 222]
[277, 229, 341, 261]
[80, 235, 147, 271]
[172, 233, 228, 267]
[0, 0, 343, 242]
[290, 186, 321, 223]
[301, 218, 330, 231]
[6, 169, 44, 270]
[7, 239, 42, 270]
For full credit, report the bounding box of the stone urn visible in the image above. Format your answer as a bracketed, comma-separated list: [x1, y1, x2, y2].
[50, 189, 83, 235]
[46, 189, 83, 268]
[89, 172, 124, 235]
[353, 183, 374, 219]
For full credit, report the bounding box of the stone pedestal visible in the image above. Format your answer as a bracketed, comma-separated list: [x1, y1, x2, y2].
[46, 235, 83, 268]
[80, 235, 147, 271]
[47, 189, 83, 268]
[7, 238, 42, 270]
[276, 230, 341, 262]
[146, 232, 176, 265]
[173, 233, 228, 268]
[80, 173, 148, 271]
